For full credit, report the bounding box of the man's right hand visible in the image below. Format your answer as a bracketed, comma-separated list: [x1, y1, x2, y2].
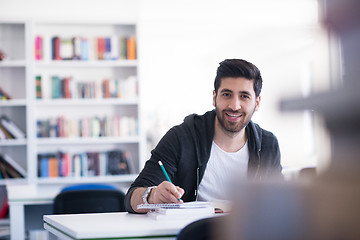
[148, 181, 184, 204]
[130, 181, 184, 213]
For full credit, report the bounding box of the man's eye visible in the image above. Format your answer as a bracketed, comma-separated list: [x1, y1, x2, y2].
[222, 93, 231, 97]
[241, 95, 250, 99]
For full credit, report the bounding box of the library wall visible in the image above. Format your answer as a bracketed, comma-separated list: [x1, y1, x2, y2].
[0, 0, 331, 169]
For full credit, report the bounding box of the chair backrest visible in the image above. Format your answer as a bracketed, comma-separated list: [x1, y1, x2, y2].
[177, 217, 213, 240]
[53, 184, 126, 214]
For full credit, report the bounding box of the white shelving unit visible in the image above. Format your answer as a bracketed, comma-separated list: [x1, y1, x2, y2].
[0, 19, 30, 186]
[1, 18, 145, 239]
[1, 19, 144, 185]
[30, 20, 143, 184]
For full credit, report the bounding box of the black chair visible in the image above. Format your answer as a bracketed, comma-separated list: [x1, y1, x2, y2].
[53, 183, 126, 214]
[177, 217, 217, 240]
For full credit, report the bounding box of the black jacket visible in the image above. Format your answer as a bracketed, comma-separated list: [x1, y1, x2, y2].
[125, 110, 282, 213]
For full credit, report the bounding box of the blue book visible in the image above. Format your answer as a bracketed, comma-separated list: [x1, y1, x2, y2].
[104, 38, 111, 60]
[81, 38, 89, 61]
[51, 76, 62, 99]
[40, 157, 49, 178]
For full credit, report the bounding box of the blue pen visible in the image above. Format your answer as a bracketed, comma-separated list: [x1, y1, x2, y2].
[158, 161, 181, 201]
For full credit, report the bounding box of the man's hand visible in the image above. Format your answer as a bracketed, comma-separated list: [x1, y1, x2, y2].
[148, 181, 184, 204]
[130, 181, 185, 213]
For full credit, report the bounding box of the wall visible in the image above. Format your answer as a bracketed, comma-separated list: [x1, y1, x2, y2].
[0, 0, 332, 170]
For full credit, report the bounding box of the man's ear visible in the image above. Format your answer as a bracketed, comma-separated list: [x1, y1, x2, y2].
[213, 90, 216, 107]
[255, 96, 261, 111]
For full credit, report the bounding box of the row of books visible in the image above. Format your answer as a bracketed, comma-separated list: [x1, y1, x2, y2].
[36, 75, 137, 100]
[38, 150, 135, 178]
[37, 115, 138, 138]
[0, 87, 11, 100]
[35, 35, 136, 61]
[0, 153, 27, 179]
[0, 115, 26, 140]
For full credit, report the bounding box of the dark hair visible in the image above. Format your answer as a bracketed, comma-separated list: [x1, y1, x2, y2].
[214, 59, 263, 97]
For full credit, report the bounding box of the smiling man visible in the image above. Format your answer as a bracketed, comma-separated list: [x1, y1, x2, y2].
[125, 59, 282, 213]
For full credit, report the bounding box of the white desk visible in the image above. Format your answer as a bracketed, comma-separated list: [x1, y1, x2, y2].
[44, 212, 214, 240]
[6, 183, 62, 240]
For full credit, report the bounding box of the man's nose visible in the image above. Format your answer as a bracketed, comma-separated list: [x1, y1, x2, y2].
[228, 97, 241, 111]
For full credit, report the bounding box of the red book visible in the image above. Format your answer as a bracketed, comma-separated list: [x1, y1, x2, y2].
[63, 77, 72, 99]
[102, 79, 110, 98]
[0, 198, 9, 219]
[52, 36, 61, 60]
[62, 153, 71, 177]
[97, 38, 105, 60]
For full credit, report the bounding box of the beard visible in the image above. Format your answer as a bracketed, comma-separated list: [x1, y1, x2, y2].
[215, 102, 256, 134]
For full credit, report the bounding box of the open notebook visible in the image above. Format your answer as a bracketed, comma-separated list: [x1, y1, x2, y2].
[137, 201, 215, 221]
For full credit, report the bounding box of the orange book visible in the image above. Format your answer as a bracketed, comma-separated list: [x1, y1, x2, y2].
[127, 36, 136, 60]
[48, 157, 59, 177]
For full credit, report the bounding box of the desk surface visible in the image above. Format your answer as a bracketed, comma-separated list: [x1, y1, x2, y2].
[44, 212, 215, 239]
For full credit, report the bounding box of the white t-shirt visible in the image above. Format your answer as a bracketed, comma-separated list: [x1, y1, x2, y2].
[197, 141, 249, 201]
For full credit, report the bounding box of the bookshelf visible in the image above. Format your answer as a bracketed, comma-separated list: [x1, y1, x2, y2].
[0, 19, 30, 186]
[0, 19, 144, 186]
[1, 18, 144, 240]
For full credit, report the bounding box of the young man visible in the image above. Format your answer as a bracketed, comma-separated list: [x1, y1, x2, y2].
[125, 59, 282, 213]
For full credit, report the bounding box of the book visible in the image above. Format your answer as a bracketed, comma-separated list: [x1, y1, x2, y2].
[35, 75, 42, 99]
[80, 37, 89, 61]
[127, 36, 136, 60]
[0, 160, 21, 178]
[119, 37, 127, 59]
[110, 36, 119, 60]
[0, 87, 12, 100]
[147, 209, 214, 221]
[137, 201, 212, 210]
[0, 124, 13, 139]
[51, 76, 62, 99]
[107, 150, 131, 175]
[48, 156, 58, 177]
[0, 198, 9, 219]
[35, 35, 43, 60]
[104, 37, 111, 60]
[72, 36, 81, 60]
[97, 38, 105, 60]
[0, 162, 9, 178]
[144, 202, 215, 221]
[60, 38, 73, 60]
[0, 153, 27, 177]
[39, 155, 49, 178]
[51, 36, 61, 60]
[0, 116, 25, 139]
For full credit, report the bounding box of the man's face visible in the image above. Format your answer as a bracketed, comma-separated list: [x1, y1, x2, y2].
[213, 77, 260, 134]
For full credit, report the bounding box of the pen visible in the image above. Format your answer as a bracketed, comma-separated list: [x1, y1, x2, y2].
[158, 161, 181, 201]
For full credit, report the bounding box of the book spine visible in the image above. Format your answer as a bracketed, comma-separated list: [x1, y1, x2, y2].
[127, 36, 136, 60]
[35, 35, 43, 60]
[0, 87, 12, 100]
[35, 75, 42, 99]
[52, 36, 61, 60]
[97, 38, 105, 60]
[0, 153, 27, 177]
[72, 36, 81, 60]
[60, 38, 73, 60]
[39, 156, 49, 178]
[0, 116, 25, 138]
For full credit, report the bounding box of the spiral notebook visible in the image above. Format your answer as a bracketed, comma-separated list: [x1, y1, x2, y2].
[137, 201, 211, 210]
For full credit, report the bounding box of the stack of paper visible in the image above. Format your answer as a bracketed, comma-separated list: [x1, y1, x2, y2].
[137, 201, 215, 221]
